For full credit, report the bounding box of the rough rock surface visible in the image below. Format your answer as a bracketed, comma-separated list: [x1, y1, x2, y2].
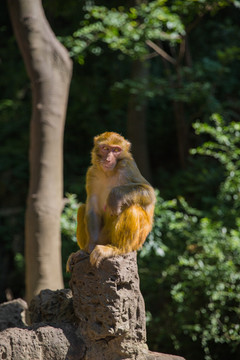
[70, 251, 147, 360]
[29, 288, 78, 324]
[0, 298, 28, 331]
[0, 253, 185, 360]
[69, 251, 185, 360]
[147, 352, 185, 360]
[0, 293, 85, 360]
[0, 324, 85, 360]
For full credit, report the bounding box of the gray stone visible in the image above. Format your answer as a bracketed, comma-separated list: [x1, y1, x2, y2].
[0, 298, 28, 330]
[0, 293, 85, 360]
[69, 251, 184, 360]
[29, 288, 78, 325]
[0, 253, 185, 360]
[147, 351, 185, 360]
[0, 324, 85, 360]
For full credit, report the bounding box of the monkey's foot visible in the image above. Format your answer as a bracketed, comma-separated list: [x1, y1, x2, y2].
[90, 245, 115, 267]
[66, 250, 89, 272]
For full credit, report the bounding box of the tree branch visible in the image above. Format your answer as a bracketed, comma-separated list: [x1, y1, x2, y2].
[146, 39, 176, 65]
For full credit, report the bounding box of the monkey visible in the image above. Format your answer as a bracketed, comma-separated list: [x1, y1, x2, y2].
[67, 131, 155, 269]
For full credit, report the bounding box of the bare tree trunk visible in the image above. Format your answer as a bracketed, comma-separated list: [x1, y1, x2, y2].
[172, 36, 192, 169]
[127, 60, 151, 181]
[8, 0, 73, 303]
[173, 100, 189, 168]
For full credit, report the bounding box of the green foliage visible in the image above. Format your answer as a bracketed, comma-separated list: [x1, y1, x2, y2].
[139, 117, 240, 360]
[191, 114, 240, 224]
[171, 0, 237, 18]
[61, 193, 79, 285]
[61, 1, 185, 62]
[61, 193, 79, 241]
[61, 0, 237, 64]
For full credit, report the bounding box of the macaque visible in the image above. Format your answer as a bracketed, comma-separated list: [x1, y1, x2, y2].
[67, 132, 155, 269]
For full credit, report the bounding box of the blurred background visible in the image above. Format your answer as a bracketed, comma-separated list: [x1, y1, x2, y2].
[1, 1, 240, 359]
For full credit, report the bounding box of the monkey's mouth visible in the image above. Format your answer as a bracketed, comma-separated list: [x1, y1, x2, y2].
[102, 162, 115, 170]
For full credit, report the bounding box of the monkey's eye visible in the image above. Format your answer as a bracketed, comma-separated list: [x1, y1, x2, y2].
[102, 146, 109, 151]
[113, 147, 121, 153]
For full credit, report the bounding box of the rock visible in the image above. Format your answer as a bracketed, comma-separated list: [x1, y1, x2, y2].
[69, 251, 184, 360]
[70, 251, 148, 359]
[0, 292, 85, 360]
[0, 324, 85, 360]
[0, 298, 28, 330]
[29, 288, 78, 324]
[0, 253, 185, 360]
[147, 351, 185, 360]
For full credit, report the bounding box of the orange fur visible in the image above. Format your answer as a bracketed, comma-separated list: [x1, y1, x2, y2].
[67, 132, 155, 269]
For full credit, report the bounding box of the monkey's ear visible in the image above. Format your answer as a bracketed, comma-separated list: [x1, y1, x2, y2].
[125, 140, 131, 152]
[94, 135, 99, 145]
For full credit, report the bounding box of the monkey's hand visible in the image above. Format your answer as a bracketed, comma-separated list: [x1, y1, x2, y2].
[66, 250, 89, 272]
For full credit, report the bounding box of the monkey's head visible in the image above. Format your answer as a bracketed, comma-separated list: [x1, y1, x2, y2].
[92, 132, 132, 172]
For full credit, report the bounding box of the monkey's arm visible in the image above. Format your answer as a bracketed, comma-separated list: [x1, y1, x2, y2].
[86, 195, 102, 252]
[107, 183, 155, 215]
[109, 158, 155, 210]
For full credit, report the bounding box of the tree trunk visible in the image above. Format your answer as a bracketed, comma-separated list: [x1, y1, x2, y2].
[173, 58, 189, 169]
[173, 100, 188, 168]
[8, 0, 73, 303]
[127, 60, 151, 181]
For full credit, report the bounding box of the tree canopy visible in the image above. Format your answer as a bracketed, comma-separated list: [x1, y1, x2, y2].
[1, 1, 240, 359]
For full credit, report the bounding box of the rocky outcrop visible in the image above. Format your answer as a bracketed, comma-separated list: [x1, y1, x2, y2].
[0, 298, 27, 331]
[0, 252, 185, 360]
[0, 324, 85, 360]
[0, 290, 85, 360]
[29, 288, 77, 324]
[70, 251, 148, 360]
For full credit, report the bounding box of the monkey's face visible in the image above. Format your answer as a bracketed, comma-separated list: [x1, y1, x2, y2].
[98, 144, 122, 171]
